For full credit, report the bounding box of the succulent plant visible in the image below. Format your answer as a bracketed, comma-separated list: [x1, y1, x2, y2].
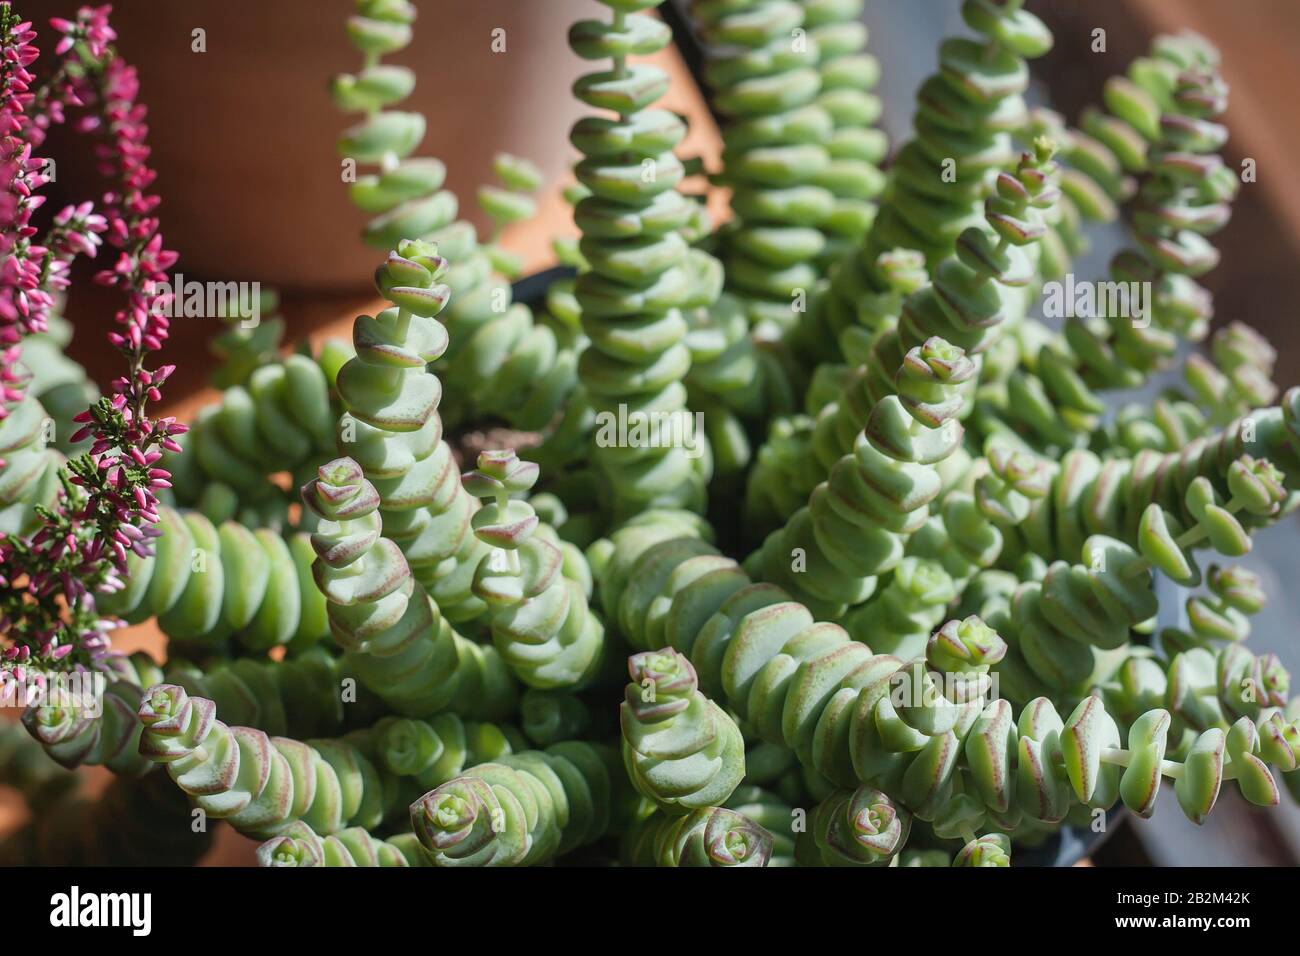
[3, 0, 1300, 879]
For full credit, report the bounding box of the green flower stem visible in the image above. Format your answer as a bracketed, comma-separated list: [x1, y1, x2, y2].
[1099, 747, 1185, 781]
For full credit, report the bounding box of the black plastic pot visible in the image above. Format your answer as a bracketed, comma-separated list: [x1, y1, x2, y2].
[1014, 809, 1125, 867]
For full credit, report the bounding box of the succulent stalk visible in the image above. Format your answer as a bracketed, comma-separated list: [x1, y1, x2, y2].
[749, 336, 976, 619]
[258, 821, 428, 868]
[796, 0, 1054, 364]
[302, 456, 515, 719]
[622, 805, 774, 867]
[620, 647, 746, 813]
[135, 684, 394, 841]
[568, 0, 711, 521]
[409, 740, 618, 866]
[463, 449, 605, 689]
[688, 0, 838, 333]
[746, 142, 1061, 534]
[94, 505, 331, 652]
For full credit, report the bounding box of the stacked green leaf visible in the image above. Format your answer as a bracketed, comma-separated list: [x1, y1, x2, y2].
[463, 449, 606, 689]
[332, 241, 491, 621]
[94, 505, 331, 652]
[136, 683, 396, 840]
[981, 32, 1239, 451]
[747, 141, 1061, 533]
[690, 0, 835, 335]
[409, 740, 619, 866]
[568, 0, 711, 521]
[795, 0, 1054, 365]
[803, 0, 889, 267]
[301, 456, 514, 719]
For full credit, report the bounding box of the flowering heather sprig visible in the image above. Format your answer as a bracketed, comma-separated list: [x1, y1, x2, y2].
[0, 385, 182, 671]
[46, 2, 184, 569]
[0, 4, 181, 675]
[24, 5, 103, 145]
[49, 5, 112, 58]
[61, 6, 178, 375]
[1, 5, 111, 414]
[1, 5, 49, 413]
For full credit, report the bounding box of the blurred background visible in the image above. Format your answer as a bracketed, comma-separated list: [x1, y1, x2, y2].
[5, 0, 1300, 865]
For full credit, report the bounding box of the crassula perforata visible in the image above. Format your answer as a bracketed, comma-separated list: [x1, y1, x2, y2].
[1, 0, 1298, 875]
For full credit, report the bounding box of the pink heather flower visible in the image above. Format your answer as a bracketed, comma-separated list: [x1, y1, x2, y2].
[1, 8, 113, 420]
[50, 6, 113, 60]
[0, 10, 46, 412]
[1, 5, 180, 673]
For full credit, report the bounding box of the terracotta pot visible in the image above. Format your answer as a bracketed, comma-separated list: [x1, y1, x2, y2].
[70, 0, 594, 290]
